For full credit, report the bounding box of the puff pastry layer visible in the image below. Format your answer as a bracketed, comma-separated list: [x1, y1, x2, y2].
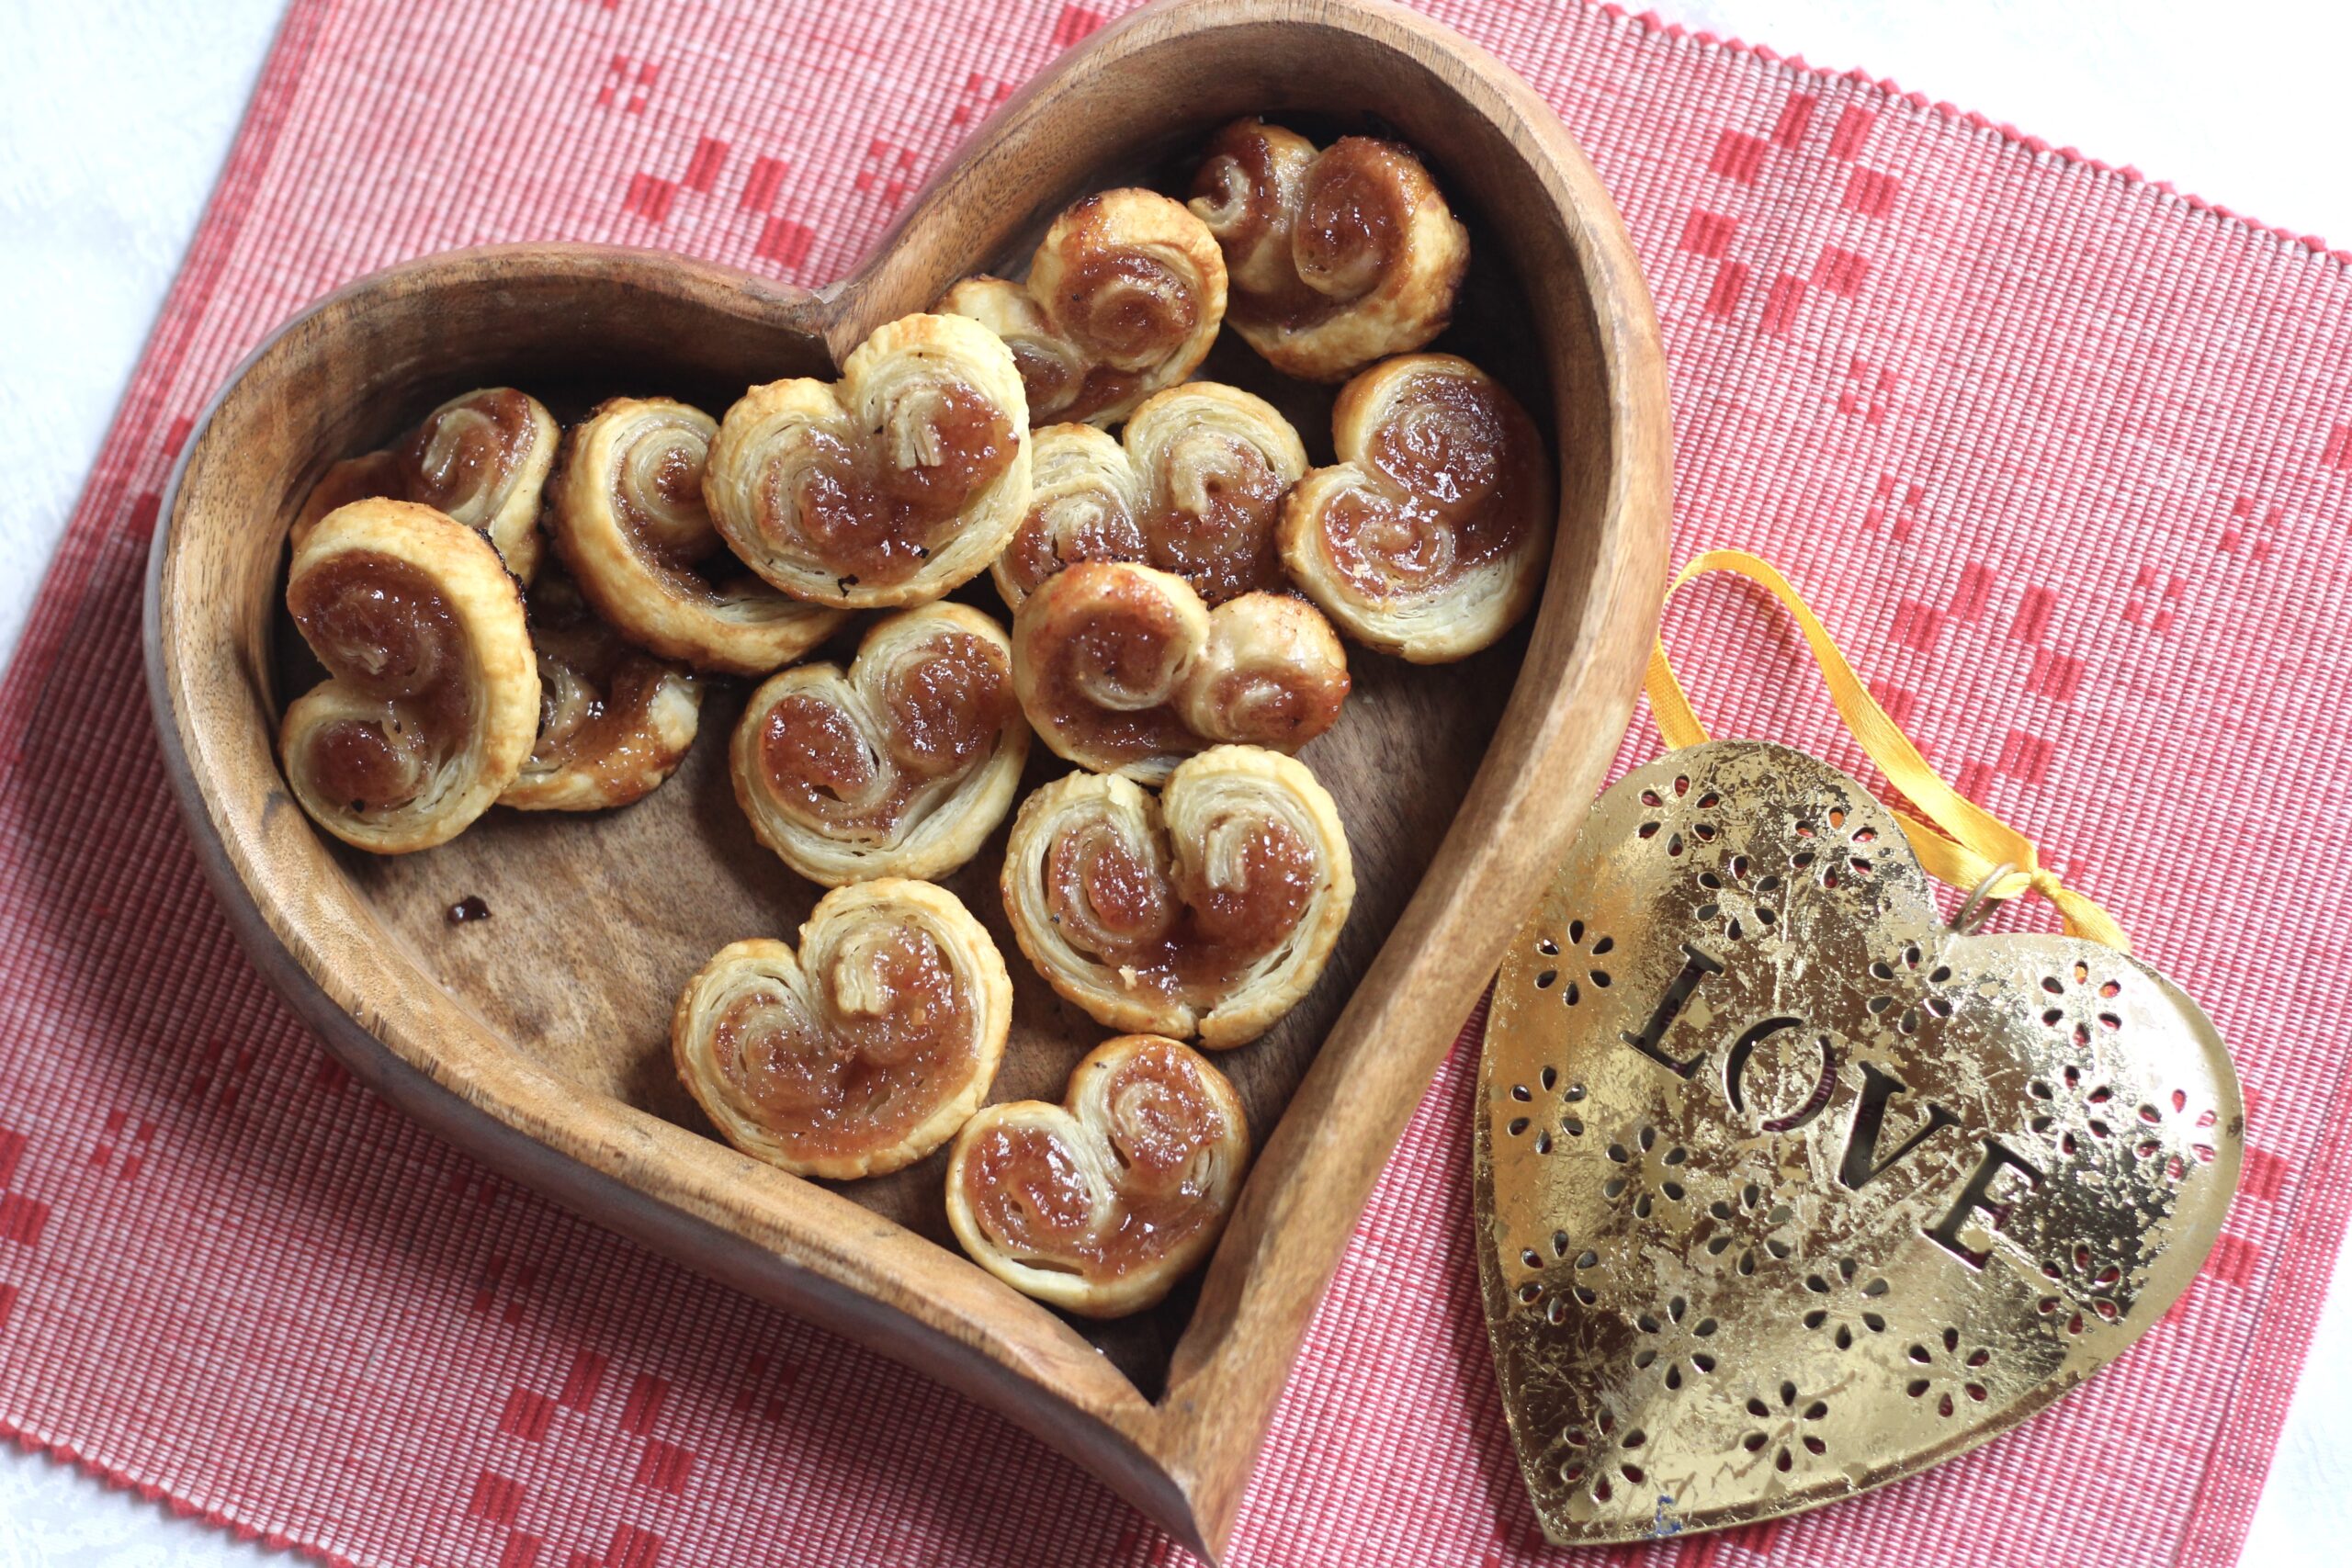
[947, 1034, 1250, 1317]
[672, 879, 1012, 1180]
[280, 499, 538, 852]
[501, 566, 701, 812]
[1281, 353, 1551, 661]
[938, 188, 1226, 427]
[704, 313, 1031, 609]
[293, 388, 559, 583]
[1001, 745, 1354, 1046]
[1188, 118, 1468, 382]
[994, 382, 1307, 610]
[549, 396, 844, 675]
[732, 603, 1029, 886]
[1012, 561, 1349, 784]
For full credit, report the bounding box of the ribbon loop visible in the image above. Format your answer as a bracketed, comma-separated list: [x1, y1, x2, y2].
[1645, 548, 2131, 953]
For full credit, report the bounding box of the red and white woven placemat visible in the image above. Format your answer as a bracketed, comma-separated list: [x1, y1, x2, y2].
[3, 2, 2347, 1564]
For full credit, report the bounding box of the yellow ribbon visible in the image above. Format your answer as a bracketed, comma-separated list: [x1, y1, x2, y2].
[1645, 548, 2131, 953]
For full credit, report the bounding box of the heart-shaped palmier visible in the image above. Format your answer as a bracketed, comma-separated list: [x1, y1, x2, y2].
[280, 498, 539, 852]
[938, 187, 1226, 427]
[993, 382, 1308, 610]
[673, 878, 1012, 1180]
[946, 1033, 1250, 1318]
[703, 312, 1031, 609]
[548, 396, 844, 675]
[731, 602, 1028, 886]
[1282, 352, 1552, 661]
[1001, 744, 1353, 1047]
[293, 387, 558, 583]
[1187, 118, 1468, 382]
[1476, 740, 2244, 1543]
[502, 564, 700, 812]
[1012, 559, 1349, 784]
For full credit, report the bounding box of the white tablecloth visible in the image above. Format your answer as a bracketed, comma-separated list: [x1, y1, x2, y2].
[0, 1, 2342, 1562]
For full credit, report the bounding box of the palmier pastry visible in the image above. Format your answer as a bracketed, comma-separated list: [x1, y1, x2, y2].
[500, 566, 701, 812]
[993, 383, 1308, 610]
[548, 397, 843, 675]
[731, 604, 1028, 886]
[704, 313, 1030, 609]
[1280, 354, 1551, 662]
[292, 388, 559, 582]
[946, 1034, 1249, 1317]
[280, 499, 538, 852]
[1001, 746, 1354, 1046]
[1012, 562, 1349, 784]
[1187, 118, 1469, 382]
[672, 879, 1012, 1180]
[937, 188, 1226, 427]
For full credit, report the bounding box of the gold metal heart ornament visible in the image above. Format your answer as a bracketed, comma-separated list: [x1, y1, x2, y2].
[1475, 739, 2243, 1544]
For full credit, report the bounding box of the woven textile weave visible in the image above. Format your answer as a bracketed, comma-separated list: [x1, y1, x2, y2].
[3, 2, 2347, 1564]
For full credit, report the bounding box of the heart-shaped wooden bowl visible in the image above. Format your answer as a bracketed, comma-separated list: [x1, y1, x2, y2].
[142, 0, 1670, 1554]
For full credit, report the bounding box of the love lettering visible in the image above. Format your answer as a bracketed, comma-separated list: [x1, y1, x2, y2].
[1622, 943, 2042, 1269]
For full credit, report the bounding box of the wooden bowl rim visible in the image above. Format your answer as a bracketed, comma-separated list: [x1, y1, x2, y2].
[141, 0, 1674, 1555]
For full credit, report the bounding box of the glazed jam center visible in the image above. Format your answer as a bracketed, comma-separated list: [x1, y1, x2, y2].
[762, 693, 880, 811]
[715, 987, 842, 1120]
[717, 926, 972, 1157]
[1321, 375, 1530, 594]
[1061, 248, 1199, 367]
[825, 924, 968, 1068]
[1101, 1047, 1225, 1190]
[1173, 812, 1317, 958]
[963, 1123, 1101, 1254]
[1006, 485, 1147, 600]
[535, 650, 607, 759]
[1189, 141, 1276, 246]
[401, 389, 529, 522]
[786, 381, 1014, 585]
[616, 422, 720, 568]
[287, 550, 462, 698]
[524, 578, 681, 785]
[1048, 818, 1177, 953]
[1295, 144, 1406, 299]
[1371, 374, 1510, 513]
[882, 632, 1013, 777]
[1035, 571, 1196, 762]
[1146, 435, 1287, 604]
[961, 1048, 1228, 1280]
[306, 713, 430, 813]
[1199, 657, 1349, 750]
[1046, 810, 1317, 1000]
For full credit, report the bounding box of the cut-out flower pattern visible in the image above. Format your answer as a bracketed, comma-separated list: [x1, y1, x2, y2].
[1633, 771, 1711, 862]
[1740, 1379, 1831, 1474]
[1558, 1404, 1649, 1506]
[1864, 940, 1958, 1038]
[1702, 1175, 1801, 1276]
[1510, 1224, 1578, 1326]
[2035, 1238, 2125, 1336]
[2027, 1063, 2125, 1163]
[1691, 851, 1784, 945]
[1632, 1292, 1721, 1392]
[1603, 1123, 1690, 1221]
[1502, 1066, 1589, 1156]
[1904, 1326, 1993, 1417]
[1801, 1256, 1891, 1350]
[2035, 957, 2126, 1053]
[1786, 801, 1884, 893]
[1533, 920, 1614, 1008]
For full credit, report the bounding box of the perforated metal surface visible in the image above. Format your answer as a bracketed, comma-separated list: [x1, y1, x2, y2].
[1477, 741, 2244, 1543]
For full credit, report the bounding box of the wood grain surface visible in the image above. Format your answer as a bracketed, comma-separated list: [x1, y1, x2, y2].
[144, 0, 1674, 1555]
